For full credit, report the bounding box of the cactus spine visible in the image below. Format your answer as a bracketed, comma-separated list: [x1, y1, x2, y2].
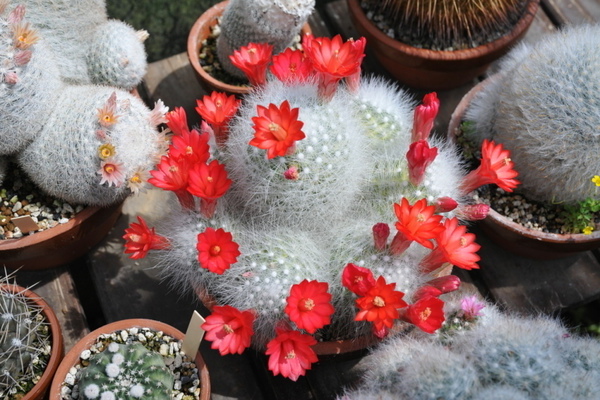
[216, 0, 315, 78]
[78, 342, 173, 400]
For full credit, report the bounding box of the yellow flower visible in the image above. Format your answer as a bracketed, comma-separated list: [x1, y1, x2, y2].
[127, 168, 150, 194]
[98, 143, 116, 160]
[583, 226, 594, 235]
[592, 175, 600, 187]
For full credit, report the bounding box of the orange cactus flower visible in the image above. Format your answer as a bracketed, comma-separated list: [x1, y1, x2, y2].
[123, 216, 169, 259]
[269, 48, 314, 85]
[285, 280, 334, 334]
[249, 100, 306, 159]
[355, 276, 407, 334]
[202, 305, 255, 355]
[391, 198, 444, 254]
[460, 139, 520, 194]
[404, 296, 445, 334]
[265, 326, 318, 381]
[420, 217, 481, 273]
[196, 227, 241, 275]
[13, 22, 39, 49]
[341, 263, 376, 296]
[148, 156, 195, 210]
[187, 160, 232, 218]
[229, 42, 273, 87]
[195, 92, 241, 144]
[412, 92, 440, 142]
[169, 127, 210, 165]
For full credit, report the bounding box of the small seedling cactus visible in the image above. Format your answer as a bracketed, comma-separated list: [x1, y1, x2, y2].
[0, 271, 51, 399]
[78, 342, 173, 400]
[0, 3, 167, 206]
[125, 35, 520, 380]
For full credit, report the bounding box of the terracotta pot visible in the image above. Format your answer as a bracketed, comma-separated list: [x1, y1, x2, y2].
[195, 287, 379, 359]
[448, 77, 600, 259]
[1, 284, 64, 400]
[0, 202, 123, 270]
[187, 0, 312, 96]
[49, 319, 211, 400]
[346, 0, 540, 90]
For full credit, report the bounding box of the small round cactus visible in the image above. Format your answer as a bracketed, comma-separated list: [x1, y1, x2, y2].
[78, 342, 173, 400]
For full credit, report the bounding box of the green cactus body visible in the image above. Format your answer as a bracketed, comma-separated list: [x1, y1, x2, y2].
[0, 279, 51, 398]
[216, 0, 315, 78]
[465, 25, 600, 204]
[78, 342, 173, 400]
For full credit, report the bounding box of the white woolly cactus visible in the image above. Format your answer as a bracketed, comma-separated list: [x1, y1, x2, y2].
[464, 24, 600, 204]
[126, 34, 520, 381]
[216, 0, 315, 78]
[19, 0, 147, 89]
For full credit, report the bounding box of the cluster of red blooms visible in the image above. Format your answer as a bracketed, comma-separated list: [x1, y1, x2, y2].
[121, 34, 522, 381]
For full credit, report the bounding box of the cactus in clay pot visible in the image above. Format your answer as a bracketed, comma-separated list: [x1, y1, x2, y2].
[17, 0, 147, 89]
[78, 342, 173, 400]
[216, 0, 315, 79]
[0, 272, 52, 399]
[464, 25, 600, 206]
[0, 3, 167, 205]
[338, 293, 600, 399]
[125, 35, 520, 380]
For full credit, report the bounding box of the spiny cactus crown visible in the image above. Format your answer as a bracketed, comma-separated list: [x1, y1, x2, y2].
[464, 24, 600, 205]
[78, 342, 173, 400]
[0, 271, 51, 399]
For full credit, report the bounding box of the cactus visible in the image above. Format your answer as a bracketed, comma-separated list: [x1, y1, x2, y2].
[216, 0, 315, 78]
[464, 25, 600, 205]
[18, 0, 147, 89]
[363, 0, 531, 50]
[78, 342, 173, 400]
[0, 271, 52, 399]
[1, 4, 166, 206]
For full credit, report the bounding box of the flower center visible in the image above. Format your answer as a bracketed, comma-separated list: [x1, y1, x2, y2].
[210, 245, 221, 256]
[419, 307, 432, 321]
[373, 296, 385, 307]
[206, 176, 214, 182]
[169, 165, 178, 173]
[104, 164, 116, 174]
[459, 237, 467, 246]
[300, 298, 315, 311]
[130, 175, 142, 184]
[222, 324, 234, 334]
[416, 213, 425, 222]
[285, 350, 296, 360]
[289, 63, 297, 73]
[186, 146, 193, 155]
[215, 100, 222, 108]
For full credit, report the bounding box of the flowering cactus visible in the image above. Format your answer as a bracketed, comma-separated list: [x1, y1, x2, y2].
[125, 35, 520, 380]
[464, 24, 600, 205]
[216, 0, 315, 79]
[18, 0, 148, 89]
[0, 4, 166, 205]
[338, 293, 600, 399]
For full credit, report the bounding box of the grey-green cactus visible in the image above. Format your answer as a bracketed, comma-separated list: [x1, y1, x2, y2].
[216, 0, 315, 78]
[78, 342, 173, 400]
[18, 0, 147, 89]
[0, 273, 51, 399]
[464, 24, 600, 205]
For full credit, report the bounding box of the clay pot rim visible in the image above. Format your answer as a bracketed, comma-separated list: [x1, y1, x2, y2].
[49, 318, 211, 400]
[448, 75, 600, 246]
[346, 0, 541, 62]
[187, 0, 313, 96]
[1, 283, 64, 400]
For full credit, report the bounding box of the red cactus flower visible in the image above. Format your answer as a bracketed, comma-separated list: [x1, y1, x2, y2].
[434, 197, 458, 213]
[372, 223, 390, 251]
[166, 107, 191, 136]
[456, 203, 491, 221]
[285, 280, 334, 333]
[412, 92, 440, 142]
[425, 275, 461, 294]
[406, 140, 438, 186]
[196, 227, 241, 275]
[270, 48, 314, 85]
[355, 276, 407, 335]
[195, 92, 241, 144]
[391, 198, 444, 254]
[403, 296, 445, 334]
[202, 305, 255, 355]
[420, 217, 481, 273]
[341, 263, 376, 296]
[187, 160, 232, 218]
[265, 326, 318, 381]
[229, 42, 273, 87]
[123, 216, 169, 259]
[411, 286, 443, 302]
[460, 139, 520, 194]
[148, 155, 195, 209]
[249, 100, 305, 159]
[169, 127, 210, 165]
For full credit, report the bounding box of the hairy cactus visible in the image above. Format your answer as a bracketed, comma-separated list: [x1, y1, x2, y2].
[0, 273, 51, 399]
[363, 0, 531, 50]
[18, 0, 147, 89]
[216, 0, 315, 78]
[464, 25, 600, 204]
[78, 342, 173, 400]
[339, 294, 600, 399]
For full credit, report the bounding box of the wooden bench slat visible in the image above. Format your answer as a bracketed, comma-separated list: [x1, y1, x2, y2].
[542, 0, 596, 25]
